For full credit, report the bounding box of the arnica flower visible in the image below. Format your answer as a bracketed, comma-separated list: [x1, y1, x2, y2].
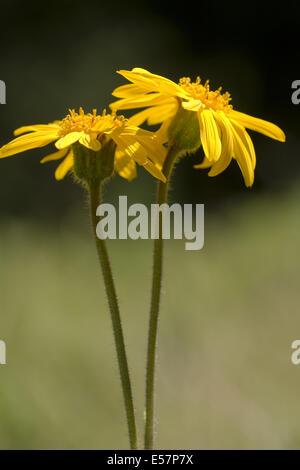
[0, 107, 166, 182]
[110, 68, 286, 187]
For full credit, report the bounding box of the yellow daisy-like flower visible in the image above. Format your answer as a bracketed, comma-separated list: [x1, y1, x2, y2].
[110, 68, 286, 187]
[0, 107, 166, 182]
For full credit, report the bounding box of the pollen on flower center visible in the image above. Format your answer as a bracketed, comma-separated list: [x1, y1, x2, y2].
[179, 77, 233, 112]
[58, 107, 126, 136]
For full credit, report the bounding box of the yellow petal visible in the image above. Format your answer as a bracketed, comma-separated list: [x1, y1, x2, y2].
[91, 118, 116, 134]
[117, 70, 162, 93]
[117, 69, 188, 98]
[208, 112, 233, 176]
[143, 161, 166, 182]
[126, 101, 177, 127]
[0, 132, 58, 158]
[155, 117, 174, 145]
[79, 133, 101, 151]
[55, 131, 83, 149]
[40, 148, 68, 163]
[229, 110, 286, 142]
[132, 67, 158, 74]
[127, 108, 154, 126]
[182, 99, 203, 112]
[110, 93, 171, 111]
[229, 121, 254, 187]
[194, 156, 212, 169]
[55, 151, 74, 180]
[198, 109, 222, 162]
[230, 119, 256, 169]
[14, 124, 60, 136]
[130, 68, 189, 98]
[118, 126, 166, 165]
[134, 135, 166, 165]
[112, 134, 147, 165]
[112, 83, 151, 98]
[147, 102, 177, 125]
[194, 113, 233, 174]
[114, 149, 137, 181]
[112, 134, 166, 182]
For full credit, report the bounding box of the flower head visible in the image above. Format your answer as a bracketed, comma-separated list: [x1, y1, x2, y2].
[110, 68, 286, 187]
[0, 107, 166, 182]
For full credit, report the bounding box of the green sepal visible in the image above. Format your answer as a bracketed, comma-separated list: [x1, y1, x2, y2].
[167, 105, 201, 155]
[72, 139, 116, 184]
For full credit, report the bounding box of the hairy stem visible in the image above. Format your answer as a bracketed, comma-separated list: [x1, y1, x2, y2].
[144, 146, 179, 449]
[89, 179, 138, 450]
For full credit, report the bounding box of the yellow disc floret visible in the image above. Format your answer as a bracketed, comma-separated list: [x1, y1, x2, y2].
[179, 77, 232, 112]
[58, 107, 126, 137]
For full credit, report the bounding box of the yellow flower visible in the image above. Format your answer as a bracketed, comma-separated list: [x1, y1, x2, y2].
[0, 107, 166, 182]
[110, 68, 286, 187]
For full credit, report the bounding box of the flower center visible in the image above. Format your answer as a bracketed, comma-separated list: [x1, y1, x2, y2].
[58, 108, 126, 136]
[179, 77, 232, 112]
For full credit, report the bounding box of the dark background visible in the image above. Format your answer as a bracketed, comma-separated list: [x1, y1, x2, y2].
[0, 0, 299, 221]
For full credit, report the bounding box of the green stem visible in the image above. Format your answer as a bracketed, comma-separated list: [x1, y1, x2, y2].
[88, 179, 138, 450]
[144, 145, 179, 449]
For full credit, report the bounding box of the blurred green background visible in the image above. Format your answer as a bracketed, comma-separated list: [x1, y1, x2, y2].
[0, 0, 300, 449]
